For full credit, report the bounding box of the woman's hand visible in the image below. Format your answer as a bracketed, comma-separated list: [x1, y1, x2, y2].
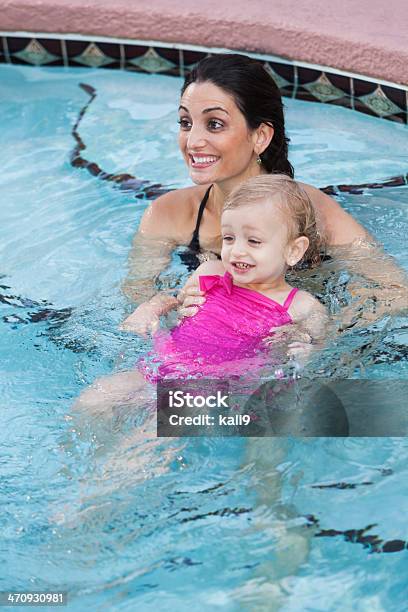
[119, 302, 160, 336]
[177, 286, 206, 318]
[287, 340, 313, 364]
[338, 284, 408, 332]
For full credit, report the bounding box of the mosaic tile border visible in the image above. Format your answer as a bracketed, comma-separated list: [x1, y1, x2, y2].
[1, 34, 407, 124]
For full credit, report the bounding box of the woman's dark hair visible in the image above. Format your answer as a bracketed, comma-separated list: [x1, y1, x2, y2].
[181, 53, 294, 178]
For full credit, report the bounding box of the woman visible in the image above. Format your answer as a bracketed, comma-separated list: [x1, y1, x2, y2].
[71, 57, 406, 600]
[124, 53, 406, 332]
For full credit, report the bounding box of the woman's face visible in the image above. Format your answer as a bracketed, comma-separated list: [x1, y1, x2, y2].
[178, 82, 260, 188]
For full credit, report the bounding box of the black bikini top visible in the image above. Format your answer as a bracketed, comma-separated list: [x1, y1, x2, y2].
[179, 185, 214, 271]
[178, 184, 331, 272]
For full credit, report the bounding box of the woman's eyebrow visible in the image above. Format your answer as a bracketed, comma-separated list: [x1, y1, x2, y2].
[178, 105, 229, 115]
[202, 107, 229, 115]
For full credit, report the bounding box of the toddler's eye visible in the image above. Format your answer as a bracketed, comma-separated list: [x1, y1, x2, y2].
[208, 119, 224, 130]
[248, 239, 261, 245]
[178, 117, 191, 130]
[223, 235, 234, 242]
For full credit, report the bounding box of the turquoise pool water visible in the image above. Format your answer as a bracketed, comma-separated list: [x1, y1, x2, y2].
[1, 64, 408, 611]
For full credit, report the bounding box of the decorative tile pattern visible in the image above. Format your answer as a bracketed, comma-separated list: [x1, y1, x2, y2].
[359, 85, 403, 118]
[9, 38, 60, 65]
[382, 113, 407, 124]
[72, 42, 114, 68]
[381, 85, 407, 111]
[303, 73, 345, 102]
[182, 49, 209, 71]
[323, 95, 353, 111]
[0, 34, 407, 124]
[65, 40, 121, 68]
[327, 73, 352, 97]
[3, 37, 64, 66]
[265, 62, 297, 97]
[352, 78, 377, 98]
[0, 38, 5, 62]
[263, 62, 291, 90]
[128, 47, 176, 73]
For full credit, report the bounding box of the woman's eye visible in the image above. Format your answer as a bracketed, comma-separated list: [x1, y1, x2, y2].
[208, 119, 224, 130]
[178, 118, 191, 130]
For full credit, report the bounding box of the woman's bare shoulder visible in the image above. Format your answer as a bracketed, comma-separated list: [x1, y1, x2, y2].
[139, 185, 210, 243]
[298, 181, 368, 245]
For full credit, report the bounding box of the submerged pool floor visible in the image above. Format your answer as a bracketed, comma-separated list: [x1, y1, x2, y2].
[1, 64, 408, 611]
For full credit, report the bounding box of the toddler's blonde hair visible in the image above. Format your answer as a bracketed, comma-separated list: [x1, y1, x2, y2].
[223, 173, 325, 266]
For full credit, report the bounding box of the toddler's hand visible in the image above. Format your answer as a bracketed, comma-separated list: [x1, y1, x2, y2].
[177, 286, 206, 318]
[119, 303, 160, 337]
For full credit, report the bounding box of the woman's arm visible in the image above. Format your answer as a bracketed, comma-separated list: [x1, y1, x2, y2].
[300, 183, 369, 245]
[122, 190, 194, 303]
[121, 259, 225, 335]
[302, 183, 408, 323]
[331, 240, 408, 330]
[123, 232, 175, 303]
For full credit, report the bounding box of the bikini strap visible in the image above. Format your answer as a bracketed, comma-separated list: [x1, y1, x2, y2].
[188, 185, 213, 251]
[282, 287, 299, 310]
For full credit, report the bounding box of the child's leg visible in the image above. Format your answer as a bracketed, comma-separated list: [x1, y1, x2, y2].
[54, 371, 163, 526]
[73, 370, 151, 418]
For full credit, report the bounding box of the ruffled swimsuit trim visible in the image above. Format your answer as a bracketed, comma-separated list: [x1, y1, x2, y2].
[199, 271, 298, 318]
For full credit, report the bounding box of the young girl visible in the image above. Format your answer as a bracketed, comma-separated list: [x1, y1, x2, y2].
[76, 174, 327, 412]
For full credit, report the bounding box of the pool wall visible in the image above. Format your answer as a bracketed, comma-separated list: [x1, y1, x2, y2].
[0, 0, 407, 84]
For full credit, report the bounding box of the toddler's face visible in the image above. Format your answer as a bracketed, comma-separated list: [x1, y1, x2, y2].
[221, 199, 291, 288]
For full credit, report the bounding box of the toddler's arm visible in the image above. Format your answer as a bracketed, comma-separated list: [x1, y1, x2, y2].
[120, 259, 225, 336]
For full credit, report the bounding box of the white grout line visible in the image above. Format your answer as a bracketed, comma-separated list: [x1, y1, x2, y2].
[119, 43, 125, 70]
[406, 90, 408, 122]
[2, 36, 10, 63]
[350, 76, 355, 110]
[292, 65, 298, 99]
[60, 38, 68, 67]
[178, 48, 184, 78]
[0, 30, 407, 92]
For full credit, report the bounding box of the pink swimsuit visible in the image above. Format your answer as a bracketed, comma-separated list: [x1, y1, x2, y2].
[139, 272, 298, 382]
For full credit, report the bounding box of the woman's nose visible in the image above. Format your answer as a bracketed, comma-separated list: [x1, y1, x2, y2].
[187, 124, 207, 149]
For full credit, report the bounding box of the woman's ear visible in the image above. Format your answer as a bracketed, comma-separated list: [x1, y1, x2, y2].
[253, 123, 274, 155]
[286, 236, 309, 266]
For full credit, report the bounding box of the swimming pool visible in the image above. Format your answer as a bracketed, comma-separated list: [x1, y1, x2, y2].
[1, 64, 408, 610]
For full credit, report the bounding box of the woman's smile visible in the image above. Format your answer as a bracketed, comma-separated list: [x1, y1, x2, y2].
[189, 154, 220, 169]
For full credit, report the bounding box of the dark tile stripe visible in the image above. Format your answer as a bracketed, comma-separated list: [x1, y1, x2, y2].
[326, 73, 352, 96]
[297, 65, 324, 84]
[1, 35, 406, 123]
